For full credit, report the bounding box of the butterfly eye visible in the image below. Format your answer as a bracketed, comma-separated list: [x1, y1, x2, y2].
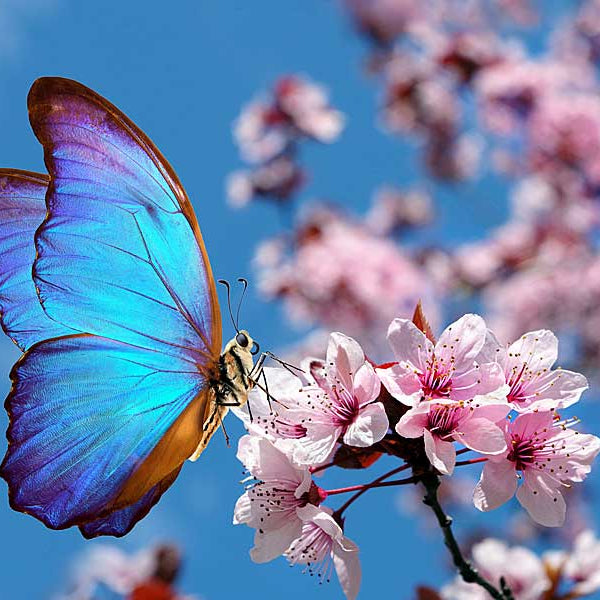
[236, 332, 249, 348]
[251, 341, 260, 356]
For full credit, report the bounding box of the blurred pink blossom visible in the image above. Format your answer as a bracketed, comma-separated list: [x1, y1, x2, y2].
[366, 185, 433, 235]
[473, 412, 600, 526]
[226, 157, 304, 207]
[342, 0, 425, 46]
[256, 208, 436, 348]
[561, 530, 600, 596]
[441, 538, 550, 600]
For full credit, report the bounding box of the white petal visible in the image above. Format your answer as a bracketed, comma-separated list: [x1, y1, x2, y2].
[436, 314, 487, 371]
[424, 429, 456, 475]
[327, 332, 365, 390]
[387, 318, 432, 367]
[507, 330, 558, 372]
[250, 519, 303, 563]
[517, 471, 566, 527]
[353, 363, 381, 406]
[473, 460, 517, 511]
[332, 535, 361, 600]
[233, 492, 252, 525]
[343, 403, 389, 447]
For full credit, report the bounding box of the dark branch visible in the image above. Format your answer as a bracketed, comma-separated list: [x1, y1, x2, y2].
[420, 472, 514, 600]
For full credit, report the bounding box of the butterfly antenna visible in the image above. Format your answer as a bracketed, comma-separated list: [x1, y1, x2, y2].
[266, 351, 305, 376]
[235, 277, 249, 330]
[218, 279, 239, 333]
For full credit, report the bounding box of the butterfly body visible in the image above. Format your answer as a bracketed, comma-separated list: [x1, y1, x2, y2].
[0, 77, 260, 537]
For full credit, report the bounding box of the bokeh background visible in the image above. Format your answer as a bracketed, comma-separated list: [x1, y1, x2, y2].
[1, 1, 599, 598]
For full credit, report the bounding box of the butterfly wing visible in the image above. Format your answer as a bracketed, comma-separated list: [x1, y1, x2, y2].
[0, 170, 72, 350]
[2, 335, 209, 530]
[29, 77, 222, 358]
[1, 77, 222, 534]
[78, 467, 181, 539]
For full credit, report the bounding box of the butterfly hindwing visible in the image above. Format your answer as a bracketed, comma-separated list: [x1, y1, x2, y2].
[0, 170, 72, 350]
[79, 467, 182, 539]
[1, 334, 207, 530]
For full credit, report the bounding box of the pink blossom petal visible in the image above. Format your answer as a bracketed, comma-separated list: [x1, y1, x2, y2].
[424, 429, 456, 475]
[521, 369, 588, 412]
[353, 362, 381, 406]
[233, 493, 252, 525]
[327, 332, 365, 391]
[387, 318, 432, 367]
[291, 423, 341, 466]
[395, 403, 429, 438]
[456, 418, 507, 455]
[343, 403, 388, 447]
[436, 314, 487, 371]
[476, 329, 506, 364]
[507, 330, 558, 372]
[473, 460, 518, 512]
[332, 535, 361, 600]
[250, 519, 304, 563]
[517, 471, 566, 527]
[450, 362, 505, 402]
[376, 363, 422, 406]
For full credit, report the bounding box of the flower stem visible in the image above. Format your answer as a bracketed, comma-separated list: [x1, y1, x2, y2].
[327, 475, 420, 496]
[455, 457, 488, 467]
[420, 472, 515, 600]
[333, 463, 411, 516]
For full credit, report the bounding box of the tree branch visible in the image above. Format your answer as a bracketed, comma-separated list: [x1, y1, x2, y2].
[420, 472, 514, 600]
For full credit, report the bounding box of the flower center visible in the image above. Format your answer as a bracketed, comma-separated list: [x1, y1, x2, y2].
[427, 404, 460, 437]
[328, 384, 360, 429]
[506, 362, 558, 407]
[286, 521, 334, 583]
[507, 435, 537, 471]
[419, 358, 454, 399]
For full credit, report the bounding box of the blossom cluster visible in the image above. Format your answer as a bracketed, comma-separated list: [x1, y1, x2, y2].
[440, 531, 600, 600]
[232, 313, 599, 599]
[254, 205, 436, 353]
[226, 75, 344, 207]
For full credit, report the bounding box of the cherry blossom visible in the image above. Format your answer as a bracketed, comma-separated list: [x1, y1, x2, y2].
[377, 314, 505, 407]
[478, 329, 588, 413]
[235, 333, 388, 466]
[281, 332, 388, 465]
[285, 504, 361, 600]
[232, 75, 344, 164]
[256, 207, 436, 348]
[473, 412, 600, 526]
[561, 530, 600, 596]
[233, 435, 326, 562]
[396, 398, 509, 474]
[441, 538, 550, 600]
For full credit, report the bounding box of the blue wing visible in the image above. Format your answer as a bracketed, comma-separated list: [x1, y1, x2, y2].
[0, 78, 223, 536]
[79, 467, 181, 538]
[0, 170, 72, 350]
[2, 335, 208, 530]
[28, 77, 222, 358]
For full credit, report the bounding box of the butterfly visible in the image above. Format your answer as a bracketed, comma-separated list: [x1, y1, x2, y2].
[0, 77, 266, 538]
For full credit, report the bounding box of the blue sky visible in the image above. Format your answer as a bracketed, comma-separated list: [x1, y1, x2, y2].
[0, 1, 598, 599]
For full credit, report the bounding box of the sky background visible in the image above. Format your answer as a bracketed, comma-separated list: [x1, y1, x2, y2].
[0, 1, 597, 599]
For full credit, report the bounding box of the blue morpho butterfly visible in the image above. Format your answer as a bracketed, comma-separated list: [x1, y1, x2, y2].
[0, 77, 274, 538]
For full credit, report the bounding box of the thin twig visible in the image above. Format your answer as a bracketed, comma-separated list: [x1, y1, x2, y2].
[420, 472, 514, 600]
[333, 463, 411, 516]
